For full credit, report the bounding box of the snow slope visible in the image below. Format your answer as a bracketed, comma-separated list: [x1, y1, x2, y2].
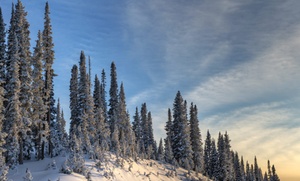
[7, 152, 211, 181]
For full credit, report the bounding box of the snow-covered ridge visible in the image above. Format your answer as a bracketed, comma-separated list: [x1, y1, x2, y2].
[7, 152, 210, 181]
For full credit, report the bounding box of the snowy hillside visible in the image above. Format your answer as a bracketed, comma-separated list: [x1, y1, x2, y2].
[7, 152, 210, 181]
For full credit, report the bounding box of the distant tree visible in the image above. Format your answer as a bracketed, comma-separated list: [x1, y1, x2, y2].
[189, 103, 204, 172]
[171, 91, 193, 169]
[233, 152, 242, 181]
[204, 130, 212, 176]
[100, 69, 108, 123]
[108, 62, 118, 141]
[140, 103, 148, 153]
[240, 156, 246, 181]
[157, 138, 164, 161]
[117, 82, 133, 157]
[132, 107, 142, 153]
[0, 7, 5, 83]
[147, 111, 156, 159]
[164, 108, 173, 163]
[69, 65, 78, 135]
[210, 139, 218, 180]
[270, 164, 280, 181]
[93, 75, 101, 110]
[224, 132, 234, 180]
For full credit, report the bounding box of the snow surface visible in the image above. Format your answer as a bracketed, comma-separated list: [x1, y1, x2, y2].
[7, 152, 211, 181]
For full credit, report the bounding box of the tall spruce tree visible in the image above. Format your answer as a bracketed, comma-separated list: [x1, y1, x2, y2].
[43, 1, 56, 157]
[140, 103, 148, 153]
[77, 51, 92, 152]
[100, 69, 108, 123]
[32, 31, 48, 160]
[15, 0, 33, 163]
[164, 108, 173, 163]
[204, 130, 212, 176]
[132, 107, 142, 153]
[147, 111, 156, 159]
[117, 82, 133, 157]
[69, 65, 78, 135]
[4, 32, 21, 167]
[189, 103, 203, 172]
[171, 91, 193, 169]
[0, 7, 5, 83]
[108, 62, 118, 147]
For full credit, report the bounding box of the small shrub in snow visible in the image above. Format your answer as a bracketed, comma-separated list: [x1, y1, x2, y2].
[23, 168, 33, 181]
[60, 160, 72, 174]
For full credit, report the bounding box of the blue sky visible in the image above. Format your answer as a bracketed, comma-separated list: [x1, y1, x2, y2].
[1, 0, 300, 180]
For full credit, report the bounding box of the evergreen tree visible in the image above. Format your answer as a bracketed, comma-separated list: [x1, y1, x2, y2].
[189, 103, 203, 172]
[147, 111, 156, 159]
[32, 30, 48, 160]
[69, 65, 78, 135]
[140, 103, 148, 153]
[270, 164, 280, 181]
[0, 22, 7, 175]
[108, 62, 118, 141]
[164, 108, 173, 163]
[171, 91, 193, 169]
[100, 69, 108, 123]
[204, 130, 212, 177]
[117, 82, 133, 157]
[241, 156, 246, 181]
[4, 32, 21, 167]
[77, 51, 93, 152]
[93, 75, 101, 110]
[210, 139, 218, 180]
[43, 1, 56, 157]
[94, 106, 110, 151]
[157, 138, 164, 161]
[233, 152, 242, 181]
[132, 107, 142, 153]
[15, 0, 33, 163]
[224, 132, 234, 180]
[0, 7, 5, 83]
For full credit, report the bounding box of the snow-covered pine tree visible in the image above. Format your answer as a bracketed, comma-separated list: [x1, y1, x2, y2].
[204, 130, 212, 177]
[164, 108, 173, 163]
[4, 31, 21, 167]
[32, 30, 48, 160]
[118, 83, 130, 157]
[216, 132, 225, 180]
[69, 65, 78, 135]
[93, 75, 101, 110]
[210, 139, 218, 180]
[189, 103, 203, 172]
[224, 132, 234, 180]
[60, 110, 68, 148]
[0, 7, 5, 83]
[157, 138, 164, 161]
[240, 156, 246, 181]
[42, 2, 56, 157]
[100, 69, 108, 123]
[94, 106, 110, 151]
[233, 152, 242, 181]
[140, 103, 148, 154]
[270, 163, 280, 181]
[108, 62, 118, 145]
[0, 19, 7, 175]
[171, 91, 193, 169]
[132, 107, 142, 154]
[147, 111, 156, 159]
[77, 51, 93, 152]
[14, 0, 34, 163]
